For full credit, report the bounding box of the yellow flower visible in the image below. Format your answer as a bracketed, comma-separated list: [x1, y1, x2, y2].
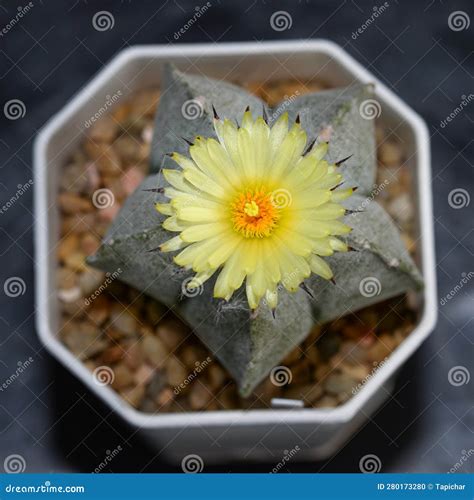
[157, 110, 354, 310]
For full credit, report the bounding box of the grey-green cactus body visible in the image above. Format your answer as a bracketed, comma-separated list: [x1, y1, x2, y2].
[89, 64, 423, 397]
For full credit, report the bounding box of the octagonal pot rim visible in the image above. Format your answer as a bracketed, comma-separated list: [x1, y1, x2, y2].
[33, 39, 438, 430]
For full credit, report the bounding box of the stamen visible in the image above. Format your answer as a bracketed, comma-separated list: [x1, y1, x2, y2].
[231, 189, 280, 238]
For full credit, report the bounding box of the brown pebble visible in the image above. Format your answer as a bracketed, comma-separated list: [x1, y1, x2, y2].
[63, 251, 87, 272]
[207, 364, 226, 390]
[88, 115, 119, 143]
[339, 362, 370, 382]
[338, 341, 368, 365]
[147, 372, 166, 399]
[166, 356, 188, 387]
[256, 378, 281, 403]
[134, 364, 155, 387]
[139, 398, 157, 413]
[189, 382, 213, 410]
[112, 364, 134, 390]
[61, 321, 106, 360]
[367, 337, 393, 363]
[121, 385, 145, 407]
[87, 295, 110, 325]
[57, 233, 80, 263]
[141, 335, 168, 368]
[379, 141, 402, 166]
[58, 192, 93, 214]
[304, 345, 321, 365]
[57, 266, 78, 289]
[313, 395, 338, 408]
[60, 213, 96, 235]
[181, 345, 204, 369]
[60, 163, 89, 194]
[100, 345, 124, 364]
[156, 319, 187, 351]
[84, 141, 122, 175]
[78, 268, 105, 296]
[281, 347, 301, 366]
[324, 373, 357, 398]
[110, 305, 138, 336]
[145, 300, 168, 326]
[156, 387, 175, 408]
[315, 363, 332, 382]
[113, 136, 144, 164]
[388, 193, 414, 224]
[216, 385, 237, 410]
[80, 233, 101, 256]
[58, 286, 82, 303]
[123, 341, 145, 370]
[60, 298, 87, 317]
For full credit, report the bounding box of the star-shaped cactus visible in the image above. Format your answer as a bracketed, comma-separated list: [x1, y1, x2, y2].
[89, 65, 422, 397]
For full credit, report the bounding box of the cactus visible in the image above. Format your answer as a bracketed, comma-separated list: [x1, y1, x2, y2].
[89, 65, 422, 397]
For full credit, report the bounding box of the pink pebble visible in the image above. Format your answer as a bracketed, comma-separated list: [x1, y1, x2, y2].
[318, 125, 334, 142]
[98, 202, 121, 222]
[359, 333, 375, 348]
[122, 167, 145, 196]
[85, 162, 101, 192]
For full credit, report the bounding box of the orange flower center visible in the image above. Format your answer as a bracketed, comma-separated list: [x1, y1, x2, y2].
[231, 189, 280, 238]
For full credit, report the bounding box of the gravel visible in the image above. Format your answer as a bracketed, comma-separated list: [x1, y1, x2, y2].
[57, 84, 418, 413]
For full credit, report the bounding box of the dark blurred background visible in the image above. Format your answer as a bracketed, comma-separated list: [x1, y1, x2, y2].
[0, 0, 472, 473]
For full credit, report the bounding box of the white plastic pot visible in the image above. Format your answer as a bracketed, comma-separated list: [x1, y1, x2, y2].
[34, 40, 437, 463]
